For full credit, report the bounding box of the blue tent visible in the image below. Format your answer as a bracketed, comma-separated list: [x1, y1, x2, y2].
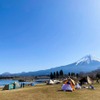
[3, 82, 20, 90]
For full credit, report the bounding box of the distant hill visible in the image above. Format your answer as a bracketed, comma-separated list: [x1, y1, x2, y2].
[1, 55, 100, 76]
[1, 72, 12, 76]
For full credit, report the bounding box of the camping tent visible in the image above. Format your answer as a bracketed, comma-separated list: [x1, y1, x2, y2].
[62, 78, 75, 91]
[3, 84, 14, 90]
[3, 82, 20, 90]
[87, 76, 92, 85]
[47, 79, 54, 85]
[13, 82, 20, 89]
[75, 83, 81, 89]
[79, 76, 93, 85]
[62, 83, 73, 91]
[53, 80, 61, 84]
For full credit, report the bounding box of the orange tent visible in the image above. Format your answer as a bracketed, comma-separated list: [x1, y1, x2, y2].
[63, 78, 75, 91]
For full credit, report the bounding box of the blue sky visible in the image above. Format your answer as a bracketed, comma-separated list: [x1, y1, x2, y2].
[0, 0, 100, 74]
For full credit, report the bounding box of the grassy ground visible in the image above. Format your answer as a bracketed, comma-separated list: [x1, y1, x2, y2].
[0, 84, 100, 100]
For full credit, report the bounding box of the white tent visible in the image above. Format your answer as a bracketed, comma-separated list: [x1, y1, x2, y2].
[75, 83, 81, 89]
[53, 80, 61, 84]
[87, 76, 92, 84]
[47, 80, 54, 85]
[62, 84, 73, 91]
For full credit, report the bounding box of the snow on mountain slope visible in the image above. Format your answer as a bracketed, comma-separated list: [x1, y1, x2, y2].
[1, 55, 100, 76]
[76, 55, 100, 65]
[19, 55, 100, 75]
[48, 55, 100, 74]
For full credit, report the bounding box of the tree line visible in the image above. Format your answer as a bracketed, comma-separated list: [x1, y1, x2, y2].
[50, 70, 63, 79]
[50, 70, 80, 79]
[50, 70, 100, 80]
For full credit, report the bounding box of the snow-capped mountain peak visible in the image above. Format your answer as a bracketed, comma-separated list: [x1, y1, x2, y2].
[1, 54, 100, 76]
[76, 55, 100, 65]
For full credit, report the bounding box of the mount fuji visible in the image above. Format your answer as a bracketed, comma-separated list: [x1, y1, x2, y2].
[1, 55, 100, 76]
[37, 54, 100, 75]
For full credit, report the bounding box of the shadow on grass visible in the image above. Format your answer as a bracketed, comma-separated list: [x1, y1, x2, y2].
[57, 90, 73, 92]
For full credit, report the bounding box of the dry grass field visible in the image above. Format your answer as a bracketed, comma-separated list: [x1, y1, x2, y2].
[0, 84, 100, 100]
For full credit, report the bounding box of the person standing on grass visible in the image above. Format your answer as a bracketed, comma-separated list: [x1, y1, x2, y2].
[21, 83, 23, 88]
[13, 82, 16, 89]
[23, 83, 25, 88]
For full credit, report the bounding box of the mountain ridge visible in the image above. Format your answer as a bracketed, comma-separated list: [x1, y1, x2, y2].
[1, 55, 100, 76]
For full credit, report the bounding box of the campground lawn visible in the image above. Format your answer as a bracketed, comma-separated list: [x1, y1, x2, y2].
[0, 84, 100, 100]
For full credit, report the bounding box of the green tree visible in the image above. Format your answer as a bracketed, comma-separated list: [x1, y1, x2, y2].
[50, 72, 53, 79]
[76, 73, 79, 78]
[71, 72, 75, 76]
[60, 70, 63, 77]
[56, 71, 59, 78]
[53, 72, 56, 79]
[68, 72, 70, 76]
